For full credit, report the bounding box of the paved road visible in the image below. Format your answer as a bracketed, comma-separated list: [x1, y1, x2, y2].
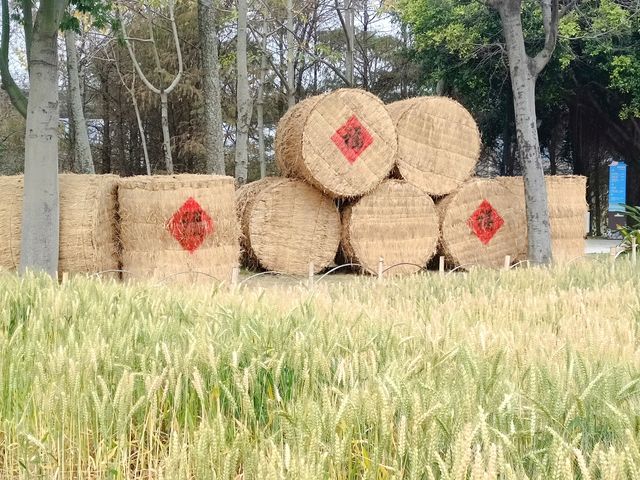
[585, 238, 621, 254]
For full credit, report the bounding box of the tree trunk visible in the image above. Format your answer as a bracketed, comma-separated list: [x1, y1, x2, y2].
[234, 0, 252, 185]
[198, 0, 225, 175]
[501, 118, 512, 176]
[400, 23, 408, 98]
[312, 28, 318, 94]
[499, 4, 552, 264]
[594, 163, 601, 236]
[20, 4, 65, 275]
[65, 64, 75, 170]
[257, 15, 268, 178]
[160, 91, 174, 173]
[344, 0, 354, 85]
[64, 29, 94, 174]
[100, 69, 112, 173]
[132, 91, 150, 175]
[286, 0, 295, 108]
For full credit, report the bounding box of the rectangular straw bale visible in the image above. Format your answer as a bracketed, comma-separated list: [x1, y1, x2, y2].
[497, 175, 588, 262]
[0, 174, 119, 276]
[118, 174, 239, 283]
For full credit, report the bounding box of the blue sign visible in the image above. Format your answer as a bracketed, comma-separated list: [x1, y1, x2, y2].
[609, 162, 627, 213]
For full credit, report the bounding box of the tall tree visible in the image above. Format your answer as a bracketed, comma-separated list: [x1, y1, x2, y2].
[0, 0, 112, 274]
[234, 0, 252, 185]
[112, 48, 151, 175]
[256, 12, 268, 178]
[487, 0, 565, 264]
[336, 0, 355, 85]
[65, 28, 95, 174]
[198, 0, 226, 175]
[286, 0, 296, 106]
[120, 1, 184, 174]
[21, 0, 69, 275]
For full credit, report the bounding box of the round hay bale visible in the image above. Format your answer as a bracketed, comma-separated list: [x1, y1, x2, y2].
[341, 179, 439, 275]
[118, 174, 239, 283]
[275, 89, 397, 198]
[0, 174, 119, 276]
[498, 175, 588, 262]
[235, 176, 285, 269]
[387, 96, 481, 197]
[439, 178, 527, 269]
[236, 177, 341, 275]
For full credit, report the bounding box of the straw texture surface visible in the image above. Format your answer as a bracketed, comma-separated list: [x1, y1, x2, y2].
[387, 96, 481, 197]
[341, 179, 439, 275]
[0, 174, 119, 275]
[237, 177, 341, 275]
[439, 178, 526, 269]
[0, 176, 22, 271]
[275, 89, 397, 198]
[235, 177, 284, 269]
[118, 174, 239, 283]
[498, 175, 588, 262]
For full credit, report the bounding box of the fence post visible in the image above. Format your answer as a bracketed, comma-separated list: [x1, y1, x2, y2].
[61, 272, 69, 284]
[439, 256, 445, 276]
[632, 237, 637, 266]
[377, 257, 384, 284]
[308, 262, 315, 288]
[503, 255, 511, 271]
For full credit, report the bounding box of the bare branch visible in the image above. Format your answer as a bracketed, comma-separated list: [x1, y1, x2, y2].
[124, 36, 155, 43]
[531, 0, 559, 75]
[162, 0, 184, 94]
[119, 9, 161, 95]
[334, 0, 349, 38]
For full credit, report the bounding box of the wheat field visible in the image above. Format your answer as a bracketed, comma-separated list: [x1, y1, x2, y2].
[1, 258, 640, 479]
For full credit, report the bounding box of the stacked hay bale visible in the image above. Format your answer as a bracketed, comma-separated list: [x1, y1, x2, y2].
[236, 178, 341, 275]
[387, 96, 481, 197]
[247, 90, 587, 274]
[0, 174, 119, 276]
[385, 96, 525, 271]
[238, 88, 418, 276]
[341, 179, 439, 275]
[275, 88, 397, 198]
[438, 178, 527, 269]
[118, 175, 239, 283]
[498, 175, 588, 262]
[241, 91, 484, 275]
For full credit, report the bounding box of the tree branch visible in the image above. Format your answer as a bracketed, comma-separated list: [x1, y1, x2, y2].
[247, 22, 290, 89]
[119, 10, 162, 94]
[163, 0, 183, 94]
[531, 0, 559, 75]
[21, 0, 32, 65]
[334, 0, 349, 39]
[0, 0, 27, 117]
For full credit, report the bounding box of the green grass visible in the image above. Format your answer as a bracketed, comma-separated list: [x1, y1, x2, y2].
[1, 258, 640, 478]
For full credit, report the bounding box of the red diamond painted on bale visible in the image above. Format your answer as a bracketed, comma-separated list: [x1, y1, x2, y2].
[467, 199, 504, 245]
[331, 115, 374, 164]
[167, 197, 214, 253]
